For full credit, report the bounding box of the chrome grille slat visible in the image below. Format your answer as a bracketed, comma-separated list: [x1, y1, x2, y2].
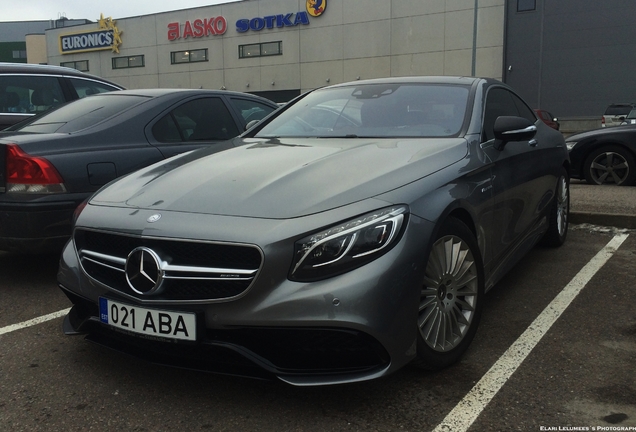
[81, 255, 125, 273]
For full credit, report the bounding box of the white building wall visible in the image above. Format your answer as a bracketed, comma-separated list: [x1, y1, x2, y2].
[45, 0, 504, 95]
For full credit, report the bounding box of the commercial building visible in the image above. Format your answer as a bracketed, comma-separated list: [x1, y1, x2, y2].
[43, 0, 505, 103]
[11, 0, 636, 128]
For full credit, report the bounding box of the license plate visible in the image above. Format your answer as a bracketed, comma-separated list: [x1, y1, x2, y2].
[99, 298, 196, 341]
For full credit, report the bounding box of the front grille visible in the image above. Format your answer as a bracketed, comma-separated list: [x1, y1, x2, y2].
[74, 229, 262, 303]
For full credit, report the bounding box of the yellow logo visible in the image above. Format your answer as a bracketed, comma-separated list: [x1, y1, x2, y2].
[98, 13, 123, 53]
[306, 0, 326, 17]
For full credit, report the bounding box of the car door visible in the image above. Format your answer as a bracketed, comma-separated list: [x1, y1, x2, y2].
[147, 96, 241, 158]
[479, 86, 554, 268]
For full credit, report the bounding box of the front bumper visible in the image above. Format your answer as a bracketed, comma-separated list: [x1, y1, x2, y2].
[57, 204, 434, 385]
[60, 288, 392, 385]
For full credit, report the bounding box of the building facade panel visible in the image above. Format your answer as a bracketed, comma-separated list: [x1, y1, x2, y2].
[476, 5, 505, 49]
[444, 9, 475, 51]
[390, 14, 446, 56]
[343, 56, 391, 82]
[342, 21, 391, 60]
[39, 0, 503, 101]
[391, 0, 445, 18]
[342, 0, 391, 24]
[390, 52, 445, 77]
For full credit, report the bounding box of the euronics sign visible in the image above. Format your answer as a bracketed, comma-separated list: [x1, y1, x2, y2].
[60, 31, 114, 54]
[59, 13, 123, 54]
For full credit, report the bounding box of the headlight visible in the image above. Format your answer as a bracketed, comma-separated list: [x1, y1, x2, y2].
[289, 206, 408, 282]
[565, 141, 577, 151]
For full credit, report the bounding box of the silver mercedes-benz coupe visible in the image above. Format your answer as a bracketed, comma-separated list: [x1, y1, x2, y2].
[58, 76, 570, 386]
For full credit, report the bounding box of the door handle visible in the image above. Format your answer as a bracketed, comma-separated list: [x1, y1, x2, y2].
[529, 139, 538, 147]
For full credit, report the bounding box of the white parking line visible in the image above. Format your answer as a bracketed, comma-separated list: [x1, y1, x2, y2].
[433, 233, 629, 432]
[0, 308, 71, 336]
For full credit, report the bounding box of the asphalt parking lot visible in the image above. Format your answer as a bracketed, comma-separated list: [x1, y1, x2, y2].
[1, 187, 635, 431]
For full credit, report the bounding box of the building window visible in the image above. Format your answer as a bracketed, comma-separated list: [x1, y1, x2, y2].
[112, 55, 145, 69]
[239, 41, 282, 59]
[171, 49, 208, 64]
[12, 50, 27, 59]
[61, 60, 89, 72]
[517, 0, 536, 12]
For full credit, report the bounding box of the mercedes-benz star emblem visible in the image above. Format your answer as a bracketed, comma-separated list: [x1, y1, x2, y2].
[125, 247, 164, 295]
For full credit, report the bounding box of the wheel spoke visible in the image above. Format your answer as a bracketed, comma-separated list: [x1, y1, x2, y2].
[596, 171, 609, 183]
[613, 161, 628, 170]
[452, 304, 470, 326]
[591, 161, 608, 171]
[610, 170, 625, 185]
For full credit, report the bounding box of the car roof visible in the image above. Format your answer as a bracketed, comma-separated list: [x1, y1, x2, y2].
[0, 62, 124, 88]
[326, 76, 482, 89]
[1, 62, 104, 78]
[93, 88, 278, 104]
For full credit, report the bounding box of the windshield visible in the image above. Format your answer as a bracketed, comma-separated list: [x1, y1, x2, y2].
[256, 83, 470, 138]
[14, 94, 149, 134]
[605, 105, 634, 116]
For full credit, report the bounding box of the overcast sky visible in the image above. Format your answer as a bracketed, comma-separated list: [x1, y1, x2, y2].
[2, 0, 235, 22]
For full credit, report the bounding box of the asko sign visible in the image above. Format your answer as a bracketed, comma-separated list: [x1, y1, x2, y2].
[167, 17, 227, 40]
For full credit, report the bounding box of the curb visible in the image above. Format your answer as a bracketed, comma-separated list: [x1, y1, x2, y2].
[570, 211, 636, 230]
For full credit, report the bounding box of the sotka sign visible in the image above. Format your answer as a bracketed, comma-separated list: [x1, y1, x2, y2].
[167, 16, 227, 40]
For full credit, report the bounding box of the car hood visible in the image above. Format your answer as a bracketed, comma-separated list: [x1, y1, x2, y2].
[90, 137, 467, 219]
[566, 125, 636, 141]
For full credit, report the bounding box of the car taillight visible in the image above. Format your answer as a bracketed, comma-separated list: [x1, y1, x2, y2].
[5, 144, 67, 194]
[601, 117, 605, 127]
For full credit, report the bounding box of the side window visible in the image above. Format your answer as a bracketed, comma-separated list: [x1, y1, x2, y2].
[482, 88, 520, 142]
[510, 92, 537, 123]
[152, 114, 182, 143]
[153, 98, 240, 143]
[230, 98, 276, 124]
[0, 75, 64, 114]
[68, 78, 121, 98]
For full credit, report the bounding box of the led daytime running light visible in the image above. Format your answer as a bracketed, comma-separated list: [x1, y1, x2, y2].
[293, 206, 406, 275]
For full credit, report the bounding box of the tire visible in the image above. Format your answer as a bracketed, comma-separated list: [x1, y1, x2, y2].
[540, 169, 569, 247]
[414, 217, 484, 370]
[583, 145, 636, 186]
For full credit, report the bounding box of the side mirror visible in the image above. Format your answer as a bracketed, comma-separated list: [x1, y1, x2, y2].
[619, 116, 626, 121]
[245, 119, 260, 131]
[493, 116, 537, 151]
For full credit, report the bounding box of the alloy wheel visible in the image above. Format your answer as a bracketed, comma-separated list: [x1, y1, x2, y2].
[556, 175, 569, 237]
[589, 151, 630, 185]
[419, 235, 479, 352]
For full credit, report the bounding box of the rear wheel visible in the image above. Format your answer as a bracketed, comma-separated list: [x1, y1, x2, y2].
[540, 169, 569, 247]
[583, 145, 636, 185]
[415, 218, 484, 370]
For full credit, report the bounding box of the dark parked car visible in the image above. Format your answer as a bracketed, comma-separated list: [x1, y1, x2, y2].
[0, 88, 278, 252]
[534, 108, 560, 130]
[566, 125, 636, 185]
[0, 62, 124, 130]
[58, 76, 569, 386]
